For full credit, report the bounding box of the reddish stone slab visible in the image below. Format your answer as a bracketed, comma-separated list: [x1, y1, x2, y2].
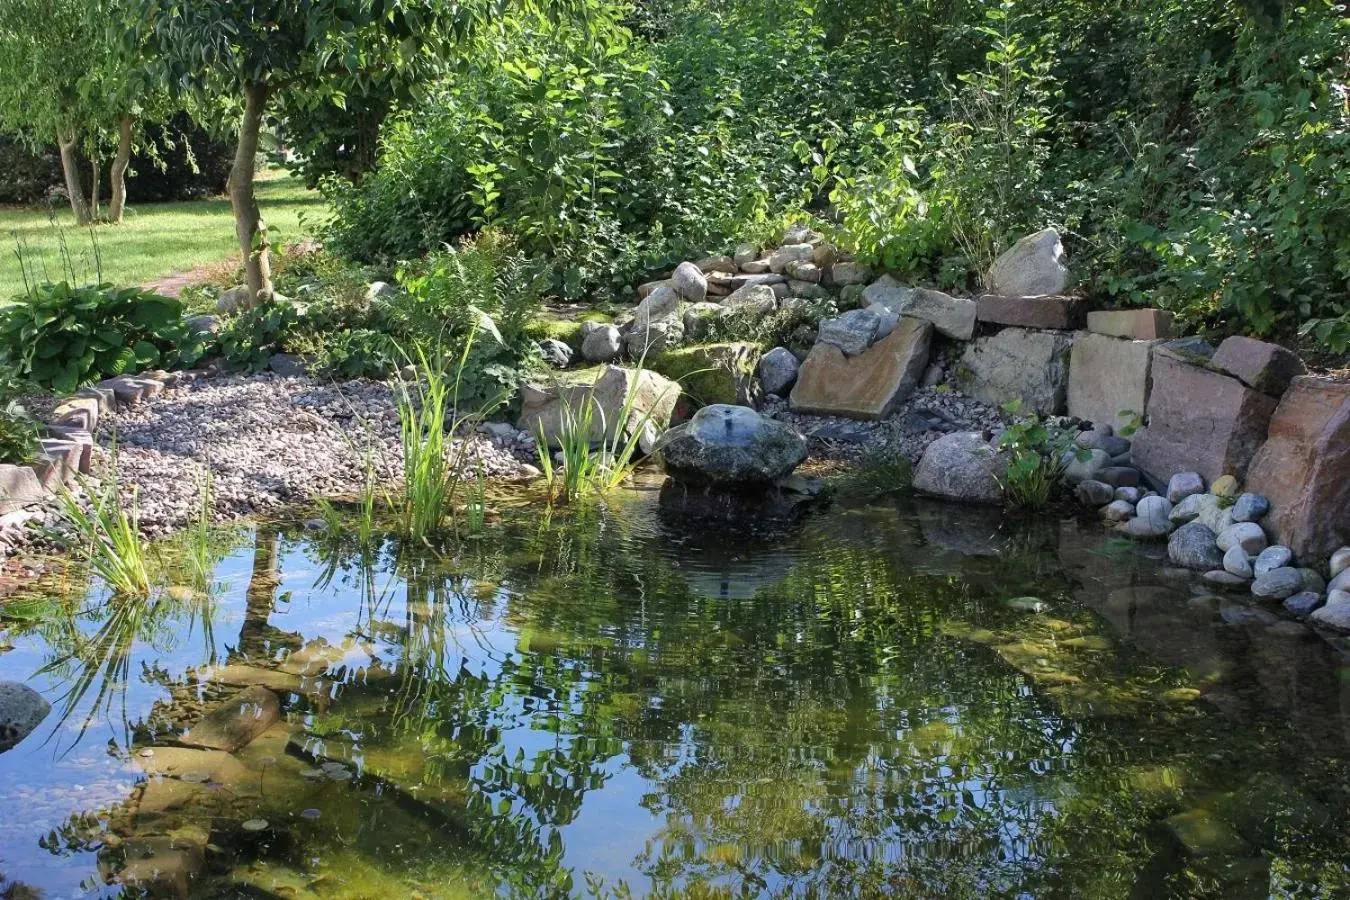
[1087, 309, 1175, 340]
[976, 294, 1083, 330]
[1245, 376, 1350, 563]
[1131, 354, 1277, 484]
[790, 317, 932, 420]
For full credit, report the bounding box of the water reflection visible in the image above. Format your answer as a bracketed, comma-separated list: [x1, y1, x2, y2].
[1, 493, 1349, 897]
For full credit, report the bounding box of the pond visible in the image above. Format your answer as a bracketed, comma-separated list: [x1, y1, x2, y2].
[1, 484, 1349, 898]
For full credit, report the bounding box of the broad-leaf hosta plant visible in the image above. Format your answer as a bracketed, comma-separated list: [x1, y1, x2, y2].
[0, 283, 201, 393]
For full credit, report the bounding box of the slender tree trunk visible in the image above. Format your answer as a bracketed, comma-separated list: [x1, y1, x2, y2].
[88, 156, 100, 223]
[56, 128, 91, 225]
[108, 115, 134, 225]
[229, 80, 273, 308]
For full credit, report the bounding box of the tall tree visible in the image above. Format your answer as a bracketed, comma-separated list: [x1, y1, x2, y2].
[133, 0, 587, 309]
[0, 0, 149, 225]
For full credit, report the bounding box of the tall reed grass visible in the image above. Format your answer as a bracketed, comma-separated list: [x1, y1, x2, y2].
[55, 460, 150, 598]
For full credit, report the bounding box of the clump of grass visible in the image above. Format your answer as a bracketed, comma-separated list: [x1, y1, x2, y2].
[394, 345, 457, 541]
[995, 398, 1077, 509]
[836, 444, 913, 500]
[184, 467, 214, 589]
[536, 363, 663, 503]
[55, 462, 150, 598]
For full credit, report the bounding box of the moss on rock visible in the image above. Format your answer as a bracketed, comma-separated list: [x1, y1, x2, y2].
[649, 341, 763, 407]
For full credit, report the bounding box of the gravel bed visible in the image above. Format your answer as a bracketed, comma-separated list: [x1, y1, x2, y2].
[2, 372, 534, 557]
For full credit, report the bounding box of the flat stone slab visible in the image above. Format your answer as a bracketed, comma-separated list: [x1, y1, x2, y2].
[958, 327, 1072, 415]
[0, 464, 45, 514]
[976, 294, 1083, 330]
[1066, 331, 1154, 431]
[1132, 354, 1278, 485]
[790, 317, 932, 420]
[1087, 309, 1174, 340]
[50, 397, 99, 431]
[177, 685, 280, 753]
[1245, 376, 1350, 562]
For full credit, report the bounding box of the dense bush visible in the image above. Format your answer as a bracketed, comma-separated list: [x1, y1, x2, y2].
[215, 233, 549, 408]
[0, 283, 202, 392]
[0, 375, 38, 464]
[0, 136, 62, 204]
[320, 0, 1349, 356]
[0, 114, 232, 207]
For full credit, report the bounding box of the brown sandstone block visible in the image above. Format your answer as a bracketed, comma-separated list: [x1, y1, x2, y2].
[1087, 309, 1174, 340]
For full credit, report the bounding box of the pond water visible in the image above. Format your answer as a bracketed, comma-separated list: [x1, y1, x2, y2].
[2, 484, 1349, 898]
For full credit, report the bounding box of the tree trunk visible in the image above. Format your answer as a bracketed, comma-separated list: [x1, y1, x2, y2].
[108, 115, 134, 225]
[56, 129, 91, 225]
[88, 156, 100, 223]
[229, 80, 273, 308]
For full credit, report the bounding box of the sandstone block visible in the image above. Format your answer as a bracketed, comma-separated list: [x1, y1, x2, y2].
[790, 317, 932, 420]
[1086, 309, 1174, 340]
[976, 294, 1083, 330]
[958, 327, 1072, 415]
[1245, 376, 1350, 563]
[1066, 331, 1154, 432]
[1131, 354, 1278, 485]
[1210, 335, 1306, 397]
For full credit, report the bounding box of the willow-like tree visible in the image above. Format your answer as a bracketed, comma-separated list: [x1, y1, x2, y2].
[0, 0, 149, 225]
[133, 0, 593, 309]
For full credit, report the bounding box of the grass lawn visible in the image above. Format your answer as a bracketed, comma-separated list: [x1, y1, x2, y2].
[0, 170, 326, 300]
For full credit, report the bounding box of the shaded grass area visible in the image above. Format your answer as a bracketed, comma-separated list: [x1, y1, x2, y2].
[0, 171, 326, 300]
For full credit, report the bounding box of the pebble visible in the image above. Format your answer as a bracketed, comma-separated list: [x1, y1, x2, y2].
[1076, 480, 1114, 507]
[1209, 474, 1239, 498]
[1231, 492, 1270, 523]
[242, 819, 269, 832]
[1216, 522, 1267, 555]
[1100, 500, 1135, 523]
[1222, 545, 1252, 579]
[1169, 523, 1223, 570]
[1283, 591, 1323, 618]
[1253, 545, 1293, 577]
[1309, 591, 1350, 633]
[1167, 472, 1205, 503]
[1330, 547, 1350, 579]
[1202, 569, 1250, 591]
[1113, 486, 1142, 504]
[1251, 567, 1303, 601]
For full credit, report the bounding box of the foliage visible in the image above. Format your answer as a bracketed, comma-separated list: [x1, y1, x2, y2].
[0, 377, 39, 464]
[315, 0, 1348, 355]
[55, 465, 151, 598]
[835, 444, 914, 501]
[995, 399, 1081, 509]
[391, 230, 549, 409]
[0, 283, 200, 393]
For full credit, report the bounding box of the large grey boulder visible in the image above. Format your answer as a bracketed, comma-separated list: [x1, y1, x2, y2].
[987, 228, 1069, 297]
[913, 431, 1008, 504]
[631, 285, 682, 330]
[873, 287, 976, 341]
[671, 261, 708, 302]
[759, 347, 801, 396]
[659, 404, 807, 486]
[723, 283, 778, 314]
[861, 274, 912, 310]
[216, 284, 252, 314]
[957, 327, 1072, 415]
[581, 324, 623, 363]
[0, 682, 50, 753]
[518, 365, 680, 449]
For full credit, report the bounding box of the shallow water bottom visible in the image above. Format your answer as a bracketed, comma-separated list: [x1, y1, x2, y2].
[1, 487, 1349, 898]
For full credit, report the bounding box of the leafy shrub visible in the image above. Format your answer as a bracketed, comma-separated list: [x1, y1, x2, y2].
[0, 136, 61, 204]
[217, 300, 309, 372]
[0, 376, 38, 463]
[995, 399, 1081, 509]
[0, 283, 201, 392]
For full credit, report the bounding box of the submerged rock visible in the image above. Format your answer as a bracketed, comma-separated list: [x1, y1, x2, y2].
[178, 685, 280, 753]
[0, 682, 50, 753]
[659, 404, 807, 486]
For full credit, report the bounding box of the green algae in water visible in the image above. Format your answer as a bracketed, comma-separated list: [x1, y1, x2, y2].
[1, 493, 1350, 897]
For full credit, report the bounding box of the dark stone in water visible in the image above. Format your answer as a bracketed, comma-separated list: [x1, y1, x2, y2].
[657, 478, 825, 530]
